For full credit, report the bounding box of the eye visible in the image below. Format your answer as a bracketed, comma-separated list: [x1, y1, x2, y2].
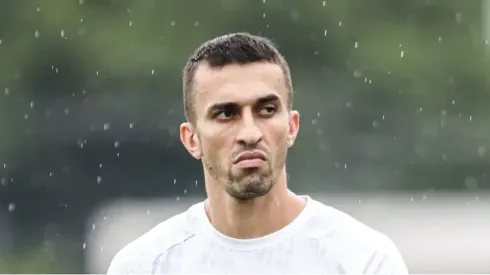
[215, 108, 236, 120]
[258, 106, 276, 116]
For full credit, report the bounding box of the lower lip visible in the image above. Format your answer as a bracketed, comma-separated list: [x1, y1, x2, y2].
[234, 158, 264, 168]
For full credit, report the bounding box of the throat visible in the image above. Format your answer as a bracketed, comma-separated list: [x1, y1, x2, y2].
[206, 192, 306, 239]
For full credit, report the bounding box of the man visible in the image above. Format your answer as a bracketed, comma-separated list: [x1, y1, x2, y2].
[107, 32, 409, 274]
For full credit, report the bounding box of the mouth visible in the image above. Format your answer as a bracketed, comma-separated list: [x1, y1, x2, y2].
[233, 151, 267, 168]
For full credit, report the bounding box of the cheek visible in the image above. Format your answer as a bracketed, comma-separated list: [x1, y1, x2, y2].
[199, 126, 234, 159]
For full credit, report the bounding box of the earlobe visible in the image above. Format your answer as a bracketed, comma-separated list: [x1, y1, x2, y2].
[180, 122, 202, 159]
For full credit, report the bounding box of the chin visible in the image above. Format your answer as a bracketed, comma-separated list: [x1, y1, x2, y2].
[226, 175, 274, 200]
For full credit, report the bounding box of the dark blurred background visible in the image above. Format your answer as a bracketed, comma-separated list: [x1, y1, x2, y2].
[0, 0, 489, 273]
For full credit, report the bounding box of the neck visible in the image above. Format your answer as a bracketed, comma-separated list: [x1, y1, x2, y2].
[204, 169, 306, 239]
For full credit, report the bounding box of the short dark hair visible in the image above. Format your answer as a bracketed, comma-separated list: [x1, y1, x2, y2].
[182, 32, 293, 123]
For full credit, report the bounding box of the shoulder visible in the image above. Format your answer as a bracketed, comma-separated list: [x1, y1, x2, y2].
[305, 199, 408, 274]
[107, 202, 204, 274]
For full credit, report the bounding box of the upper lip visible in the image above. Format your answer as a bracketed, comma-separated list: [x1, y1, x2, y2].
[234, 151, 267, 164]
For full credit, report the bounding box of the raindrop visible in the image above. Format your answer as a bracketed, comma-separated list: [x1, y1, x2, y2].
[263, 0, 266, 3]
[358, 200, 361, 204]
[8, 203, 15, 212]
[338, 21, 342, 27]
[478, 146, 487, 157]
[400, 50, 404, 58]
[354, 41, 358, 48]
[82, 243, 86, 249]
[96, 71, 99, 76]
[100, 246, 103, 251]
[1, 177, 6, 186]
[353, 70, 362, 78]
[103, 123, 110, 130]
[29, 101, 35, 108]
[382, 115, 385, 120]
[60, 30, 65, 38]
[372, 120, 380, 129]
[129, 123, 134, 129]
[176, 197, 180, 202]
[80, 18, 84, 23]
[469, 116, 472, 122]
[24, 114, 29, 120]
[452, 100, 455, 105]
[346, 102, 352, 108]
[34, 30, 40, 38]
[114, 141, 120, 148]
[97, 176, 102, 184]
[455, 12, 463, 23]
[173, 179, 177, 184]
[116, 152, 120, 157]
[92, 224, 96, 230]
[263, 13, 266, 18]
[64, 108, 70, 115]
[195, 180, 199, 186]
[99, 164, 103, 168]
[2, 164, 5, 168]
[322, 1, 326, 6]
[183, 189, 187, 194]
[36, 7, 41, 12]
[146, 210, 150, 216]
[170, 21, 176, 26]
[194, 21, 200, 26]
[129, 21, 132, 26]
[323, 29, 327, 36]
[410, 197, 414, 202]
[438, 36, 442, 42]
[49, 172, 53, 177]
[79, 0, 84, 4]
[151, 69, 155, 75]
[344, 164, 347, 169]
[464, 176, 479, 189]
[442, 154, 448, 161]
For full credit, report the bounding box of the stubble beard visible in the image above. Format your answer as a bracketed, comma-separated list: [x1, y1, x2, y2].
[226, 165, 275, 200]
[202, 139, 289, 201]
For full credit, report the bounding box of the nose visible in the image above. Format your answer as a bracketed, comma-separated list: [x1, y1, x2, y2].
[236, 112, 263, 146]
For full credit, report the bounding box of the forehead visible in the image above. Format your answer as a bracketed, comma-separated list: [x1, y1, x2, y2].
[192, 62, 288, 111]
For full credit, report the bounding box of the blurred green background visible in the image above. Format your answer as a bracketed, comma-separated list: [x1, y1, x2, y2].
[0, 0, 489, 273]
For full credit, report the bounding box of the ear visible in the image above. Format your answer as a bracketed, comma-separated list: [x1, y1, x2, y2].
[180, 122, 202, 159]
[287, 110, 300, 147]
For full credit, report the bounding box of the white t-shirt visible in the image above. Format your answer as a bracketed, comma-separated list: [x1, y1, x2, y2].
[107, 196, 408, 274]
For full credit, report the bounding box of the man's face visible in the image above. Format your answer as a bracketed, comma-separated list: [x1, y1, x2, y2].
[181, 62, 299, 200]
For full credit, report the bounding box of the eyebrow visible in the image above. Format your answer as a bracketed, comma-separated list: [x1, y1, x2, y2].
[206, 94, 280, 115]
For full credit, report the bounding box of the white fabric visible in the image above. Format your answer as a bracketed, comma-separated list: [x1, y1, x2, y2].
[108, 196, 408, 274]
